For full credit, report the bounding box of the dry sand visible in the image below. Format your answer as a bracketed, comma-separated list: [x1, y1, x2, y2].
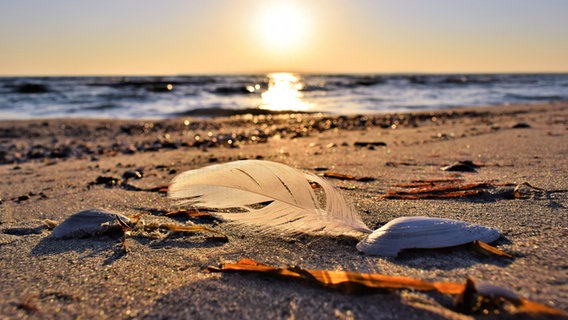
[1, 102, 567, 319]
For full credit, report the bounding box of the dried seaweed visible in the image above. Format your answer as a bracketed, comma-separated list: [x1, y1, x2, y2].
[143, 222, 224, 235]
[166, 208, 216, 218]
[379, 181, 491, 200]
[115, 214, 133, 253]
[323, 172, 376, 182]
[455, 276, 566, 317]
[50, 209, 226, 254]
[401, 292, 473, 320]
[207, 258, 464, 295]
[513, 182, 568, 199]
[385, 161, 419, 167]
[379, 180, 519, 200]
[122, 218, 226, 250]
[470, 240, 513, 259]
[386, 180, 568, 201]
[207, 259, 567, 317]
[141, 186, 169, 194]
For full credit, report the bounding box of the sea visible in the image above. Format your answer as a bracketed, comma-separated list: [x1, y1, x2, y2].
[1, 73, 566, 120]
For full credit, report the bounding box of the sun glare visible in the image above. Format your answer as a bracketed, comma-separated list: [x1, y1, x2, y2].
[261, 73, 313, 111]
[258, 4, 308, 51]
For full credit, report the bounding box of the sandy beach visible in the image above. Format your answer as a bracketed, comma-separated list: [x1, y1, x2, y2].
[1, 102, 567, 319]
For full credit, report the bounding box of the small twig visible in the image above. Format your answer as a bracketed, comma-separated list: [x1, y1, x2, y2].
[470, 240, 513, 259]
[115, 215, 131, 253]
[513, 182, 568, 198]
[323, 172, 376, 182]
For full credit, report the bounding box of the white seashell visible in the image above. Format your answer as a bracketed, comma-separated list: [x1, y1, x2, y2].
[356, 216, 500, 257]
[51, 208, 130, 239]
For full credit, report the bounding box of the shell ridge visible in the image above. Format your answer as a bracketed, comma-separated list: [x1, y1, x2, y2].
[357, 216, 501, 256]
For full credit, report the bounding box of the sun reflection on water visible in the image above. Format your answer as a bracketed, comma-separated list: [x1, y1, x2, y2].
[260, 73, 313, 112]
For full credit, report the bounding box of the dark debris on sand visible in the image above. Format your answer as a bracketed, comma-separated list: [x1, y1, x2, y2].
[0, 109, 498, 165]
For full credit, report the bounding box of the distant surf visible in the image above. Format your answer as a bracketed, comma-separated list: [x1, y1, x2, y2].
[1, 73, 566, 119]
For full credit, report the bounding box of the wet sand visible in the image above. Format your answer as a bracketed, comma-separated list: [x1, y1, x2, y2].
[1, 102, 567, 319]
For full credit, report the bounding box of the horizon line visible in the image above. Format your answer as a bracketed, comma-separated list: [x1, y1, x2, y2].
[2, 70, 568, 78]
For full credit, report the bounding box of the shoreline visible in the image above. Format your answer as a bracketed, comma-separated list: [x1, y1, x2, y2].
[1, 102, 567, 319]
[1, 102, 562, 165]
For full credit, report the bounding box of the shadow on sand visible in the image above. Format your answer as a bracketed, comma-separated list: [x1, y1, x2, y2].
[137, 273, 449, 320]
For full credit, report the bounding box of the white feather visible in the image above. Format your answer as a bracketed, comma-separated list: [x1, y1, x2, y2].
[168, 160, 371, 236]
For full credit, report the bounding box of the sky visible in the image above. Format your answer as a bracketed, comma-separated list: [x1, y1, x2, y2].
[1, 0, 567, 76]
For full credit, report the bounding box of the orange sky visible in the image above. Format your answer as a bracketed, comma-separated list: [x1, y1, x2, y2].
[1, 0, 567, 76]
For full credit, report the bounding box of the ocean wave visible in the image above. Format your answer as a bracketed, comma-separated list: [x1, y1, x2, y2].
[83, 103, 123, 111]
[8, 83, 51, 94]
[209, 86, 257, 96]
[1, 73, 567, 119]
[505, 93, 566, 101]
[172, 107, 314, 118]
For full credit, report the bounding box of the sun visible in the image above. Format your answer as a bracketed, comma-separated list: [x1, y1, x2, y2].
[257, 3, 308, 52]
